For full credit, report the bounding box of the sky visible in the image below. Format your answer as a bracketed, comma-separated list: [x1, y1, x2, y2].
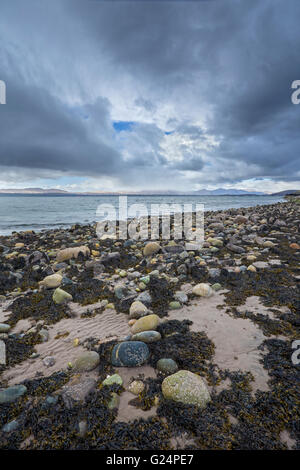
[0, 0, 299, 194]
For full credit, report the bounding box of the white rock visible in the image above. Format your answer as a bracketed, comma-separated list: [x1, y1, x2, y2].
[192, 283, 213, 297]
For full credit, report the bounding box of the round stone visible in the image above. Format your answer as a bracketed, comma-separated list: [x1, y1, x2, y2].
[131, 314, 159, 334]
[211, 283, 222, 291]
[128, 380, 144, 395]
[192, 283, 213, 297]
[156, 358, 178, 375]
[73, 351, 100, 372]
[129, 300, 148, 319]
[111, 341, 150, 367]
[52, 288, 73, 305]
[162, 370, 211, 408]
[39, 273, 62, 289]
[131, 330, 161, 343]
[0, 323, 10, 333]
[143, 242, 160, 256]
[169, 301, 181, 310]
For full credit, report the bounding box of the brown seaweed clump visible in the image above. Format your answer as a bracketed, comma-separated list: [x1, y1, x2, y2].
[6, 290, 73, 327]
[0, 332, 42, 376]
[148, 319, 215, 376]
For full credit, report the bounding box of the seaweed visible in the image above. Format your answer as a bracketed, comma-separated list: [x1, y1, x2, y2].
[6, 290, 72, 326]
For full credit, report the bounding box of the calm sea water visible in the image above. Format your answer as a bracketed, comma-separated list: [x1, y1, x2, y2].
[0, 194, 283, 236]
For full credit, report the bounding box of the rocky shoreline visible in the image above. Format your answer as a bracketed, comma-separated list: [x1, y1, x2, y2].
[0, 200, 299, 450]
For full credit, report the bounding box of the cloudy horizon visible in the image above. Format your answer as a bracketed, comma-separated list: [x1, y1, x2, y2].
[0, 0, 299, 194]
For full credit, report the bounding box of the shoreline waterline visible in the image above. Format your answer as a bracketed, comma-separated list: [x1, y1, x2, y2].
[0, 195, 283, 236]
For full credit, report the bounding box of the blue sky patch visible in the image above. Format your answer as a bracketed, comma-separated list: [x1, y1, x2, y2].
[113, 121, 135, 132]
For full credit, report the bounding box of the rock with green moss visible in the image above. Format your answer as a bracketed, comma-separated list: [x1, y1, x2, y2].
[162, 370, 211, 408]
[156, 358, 178, 375]
[169, 301, 181, 310]
[108, 392, 120, 410]
[52, 287, 73, 304]
[102, 374, 123, 387]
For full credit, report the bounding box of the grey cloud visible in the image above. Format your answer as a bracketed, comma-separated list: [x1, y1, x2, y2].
[0, 0, 299, 189]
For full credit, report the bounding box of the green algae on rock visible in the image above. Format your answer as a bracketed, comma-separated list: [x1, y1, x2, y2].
[162, 370, 211, 408]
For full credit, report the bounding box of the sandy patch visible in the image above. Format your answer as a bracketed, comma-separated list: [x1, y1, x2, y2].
[12, 318, 35, 334]
[114, 365, 158, 423]
[236, 295, 289, 319]
[279, 430, 297, 450]
[167, 291, 271, 392]
[2, 306, 130, 385]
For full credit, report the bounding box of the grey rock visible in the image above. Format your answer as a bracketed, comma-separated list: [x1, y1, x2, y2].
[2, 419, 19, 433]
[156, 358, 178, 374]
[78, 420, 88, 438]
[227, 244, 245, 254]
[0, 340, 6, 365]
[208, 268, 221, 279]
[43, 356, 55, 367]
[136, 291, 152, 306]
[39, 328, 49, 343]
[61, 376, 97, 409]
[0, 385, 27, 404]
[73, 351, 100, 372]
[174, 291, 188, 304]
[42, 395, 58, 409]
[131, 330, 161, 343]
[0, 323, 10, 333]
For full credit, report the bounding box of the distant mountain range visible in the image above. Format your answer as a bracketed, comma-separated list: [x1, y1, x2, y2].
[269, 190, 300, 196]
[0, 187, 297, 196]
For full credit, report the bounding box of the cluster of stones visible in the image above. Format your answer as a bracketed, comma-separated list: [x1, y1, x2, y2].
[0, 200, 299, 433]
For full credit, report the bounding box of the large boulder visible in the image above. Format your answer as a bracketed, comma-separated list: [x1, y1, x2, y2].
[162, 370, 211, 408]
[111, 341, 149, 367]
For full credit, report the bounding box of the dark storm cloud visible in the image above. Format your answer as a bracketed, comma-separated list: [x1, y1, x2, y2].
[0, 72, 122, 176]
[0, 0, 299, 188]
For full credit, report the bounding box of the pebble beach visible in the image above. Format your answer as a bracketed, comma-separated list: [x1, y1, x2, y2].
[0, 200, 299, 450]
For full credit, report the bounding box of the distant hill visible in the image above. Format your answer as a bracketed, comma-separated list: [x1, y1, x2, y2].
[191, 188, 265, 196]
[0, 188, 68, 194]
[270, 190, 300, 196]
[0, 187, 267, 196]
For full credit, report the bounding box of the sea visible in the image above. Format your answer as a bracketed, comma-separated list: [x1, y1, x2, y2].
[0, 194, 283, 236]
